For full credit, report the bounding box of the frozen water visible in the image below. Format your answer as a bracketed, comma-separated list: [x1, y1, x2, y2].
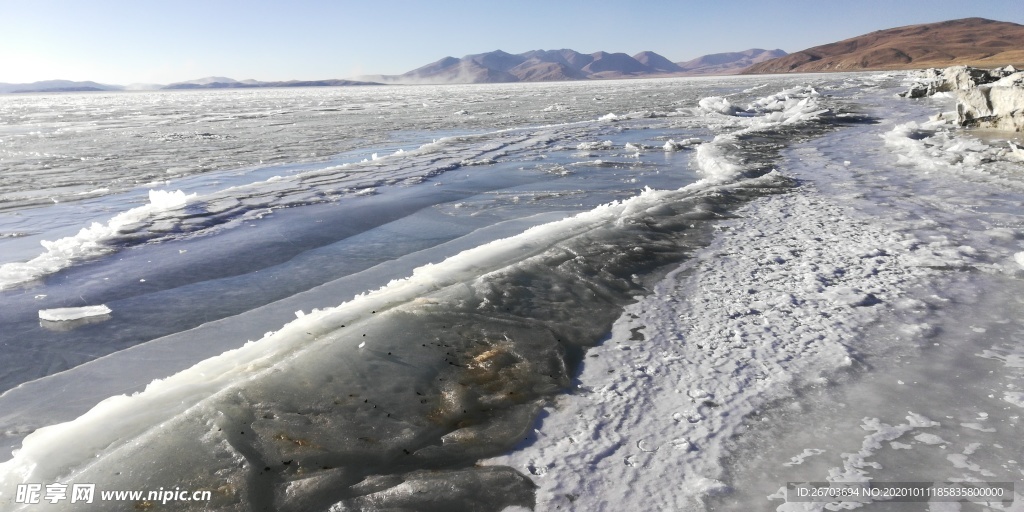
[0, 72, 1022, 511]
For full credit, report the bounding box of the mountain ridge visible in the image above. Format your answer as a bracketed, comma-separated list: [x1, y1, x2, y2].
[0, 80, 124, 94]
[360, 48, 789, 84]
[1, 49, 792, 92]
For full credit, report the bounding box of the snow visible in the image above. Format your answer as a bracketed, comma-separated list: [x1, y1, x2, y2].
[38, 305, 111, 322]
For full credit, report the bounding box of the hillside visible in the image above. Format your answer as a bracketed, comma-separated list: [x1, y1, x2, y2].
[745, 17, 1024, 74]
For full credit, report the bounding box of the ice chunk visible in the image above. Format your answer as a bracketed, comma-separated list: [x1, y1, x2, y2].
[1004, 392, 1024, 408]
[147, 189, 195, 210]
[663, 138, 702, 152]
[576, 141, 613, 151]
[38, 305, 112, 322]
[698, 96, 738, 115]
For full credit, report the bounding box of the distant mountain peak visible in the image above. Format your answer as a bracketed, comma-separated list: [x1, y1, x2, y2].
[633, 51, 684, 73]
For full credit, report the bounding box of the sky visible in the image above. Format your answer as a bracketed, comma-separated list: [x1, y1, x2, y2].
[1, 0, 1022, 85]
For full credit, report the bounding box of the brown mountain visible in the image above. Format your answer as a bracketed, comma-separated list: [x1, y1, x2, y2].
[745, 17, 1024, 74]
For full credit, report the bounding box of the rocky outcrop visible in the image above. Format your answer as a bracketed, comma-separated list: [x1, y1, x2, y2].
[900, 65, 1024, 132]
[956, 70, 1024, 131]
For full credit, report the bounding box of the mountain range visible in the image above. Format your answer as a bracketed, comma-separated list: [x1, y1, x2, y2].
[0, 49, 786, 93]
[0, 80, 124, 94]
[358, 48, 787, 84]
[0, 77, 380, 94]
[745, 17, 1024, 74]
[161, 77, 378, 89]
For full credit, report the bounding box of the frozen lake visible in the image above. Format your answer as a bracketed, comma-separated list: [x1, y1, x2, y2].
[0, 74, 1022, 511]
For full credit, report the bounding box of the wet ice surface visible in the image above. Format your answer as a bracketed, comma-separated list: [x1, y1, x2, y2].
[0, 92, 713, 392]
[1, 73, 1023, 511]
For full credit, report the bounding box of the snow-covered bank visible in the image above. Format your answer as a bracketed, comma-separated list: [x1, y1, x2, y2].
[484, 180, 932, 510]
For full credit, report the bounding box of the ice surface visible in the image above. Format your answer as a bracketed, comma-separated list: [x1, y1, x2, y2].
[0, 174, 797, 510]
[0, 110, 706, 396]
[0, 105, 705, 291]
[0, 189, 194, 290]
[0, 80, 839, 510]
[2, 72, 1023, 511]
[0, 77, 763, 214]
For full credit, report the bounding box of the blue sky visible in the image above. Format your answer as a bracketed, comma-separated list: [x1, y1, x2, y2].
[2, 0, 1022, 84]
